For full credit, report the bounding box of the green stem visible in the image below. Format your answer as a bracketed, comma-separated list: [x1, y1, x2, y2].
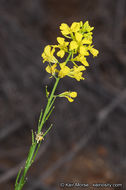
[15, 78, 59, 190]
[15, 52, 72, 190]
[38, 77, 60, 133]
[15, 143, 37, 190]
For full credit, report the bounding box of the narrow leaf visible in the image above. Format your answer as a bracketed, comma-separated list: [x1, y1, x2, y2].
[15, 168, 22, 187]
[43, 124, 53, 138]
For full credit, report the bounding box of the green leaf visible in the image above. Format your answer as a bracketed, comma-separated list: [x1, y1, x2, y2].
[15, 168, 22, 187]
[43, 124, 53, 138]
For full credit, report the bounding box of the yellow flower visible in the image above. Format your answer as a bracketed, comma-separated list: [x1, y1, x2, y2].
[71, 22, 80, 33]
[79, 46, 89, 56]
[88, 46, 99, 57]
[58, 63, 86, 81]
[83, 32, 93, 41]
[73, 54, 89, 66]
[58, 62, 70, 78]
[42, 45, 58, 63]
[58, 91, 77, 102]
[60, 23, 70, 35]
[69, 41, 78, 51]
[69, 32, 92, 53]
[56, 37, 69, 58]
[60, 22, 80, 36]
[45, 63, 57, 76]
[82, 21, 94, 33]
[70, 32, 82, 51]
[68, 66, 86, 81]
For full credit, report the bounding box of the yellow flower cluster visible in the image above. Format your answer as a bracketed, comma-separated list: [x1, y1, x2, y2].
[41, 21, 99, 102]
[42, 21, 98, 82]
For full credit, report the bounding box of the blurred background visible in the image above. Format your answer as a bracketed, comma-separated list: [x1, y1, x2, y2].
[0, 0, 126, 189]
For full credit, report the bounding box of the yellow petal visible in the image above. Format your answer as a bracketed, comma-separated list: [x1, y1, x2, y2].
[58, 64, 70, 78]
[79, 21, 83, 27]
[65, 41, 69, 46]
[70, 92, 77, 98]
[45, 64, 57, 75]
[82, 59, 89, 66]
[51, 47, 55, 55]
[60, 23, 70, 35]
[82, 38, 92, 44]
[45, 65, 51, 74]
[60, 62, 67, 67]
[75, 32, 83, 42]
[90, 47, 99, 57]
[66, 96, 74, 102]
[70, 41, 78, 50]
[77, 65, 86, 71]
[57, 50, 65, 58]
[44, 45, 51, 54]
[80, 46, 89, 56]
[57, 37, 65, 45]
[79, 56, 89, 66]
[71, 22, 80, 33]
[74, 72, 84, 81]
[83, 21, 94, 32]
